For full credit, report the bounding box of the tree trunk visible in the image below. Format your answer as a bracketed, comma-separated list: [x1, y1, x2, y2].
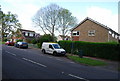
[52, 25, 55, 42]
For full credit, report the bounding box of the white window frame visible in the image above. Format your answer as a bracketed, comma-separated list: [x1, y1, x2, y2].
[29, 32, 34, 37]
[88, 30, 95, 36]
[112, 33, 114, 37]
[72, 31, 80, 36]
[109, 31, 112, 34]
[115, 35, 118, 39]
[25, 32, 28, 36]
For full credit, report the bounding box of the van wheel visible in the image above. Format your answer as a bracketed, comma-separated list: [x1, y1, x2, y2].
[42, 50, 46, 54]
[53, 52, 57, 56]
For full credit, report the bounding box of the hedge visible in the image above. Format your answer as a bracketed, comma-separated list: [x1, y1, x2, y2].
[58, 40, 120, 61]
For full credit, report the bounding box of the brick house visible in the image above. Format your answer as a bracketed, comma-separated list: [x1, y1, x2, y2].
[12, 29, 40, 43]
[71, 17, 120, 43]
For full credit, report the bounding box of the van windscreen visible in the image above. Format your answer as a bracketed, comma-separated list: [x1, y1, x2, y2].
[53, 44, 61, 49]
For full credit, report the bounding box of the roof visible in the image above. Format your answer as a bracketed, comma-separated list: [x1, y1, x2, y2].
[19, 29, 35, 32]
[71, 17, 119, 35]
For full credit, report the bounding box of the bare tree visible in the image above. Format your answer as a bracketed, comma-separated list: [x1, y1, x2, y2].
[33, 4, 60, 39]
[33, 4, 77, 41]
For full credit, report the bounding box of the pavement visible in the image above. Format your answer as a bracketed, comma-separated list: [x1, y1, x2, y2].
[0, 44, 2, 81]
[2, 44, 120, 81]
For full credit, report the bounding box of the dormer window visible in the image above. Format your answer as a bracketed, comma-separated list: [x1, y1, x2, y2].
[72, 31, 80, 36]
[88, 30, 95, 36]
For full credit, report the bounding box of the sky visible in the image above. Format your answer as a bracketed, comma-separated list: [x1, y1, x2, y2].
[0, 0, 119, 35]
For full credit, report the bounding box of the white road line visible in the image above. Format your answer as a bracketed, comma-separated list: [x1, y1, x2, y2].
[47, 56, 53, 58]
[69, 62, 75, 63]
[68, 74, 89, 81]
[22, 58, 47, 67]
[56, 58, 62, 61]
[5, 51, 16, 56]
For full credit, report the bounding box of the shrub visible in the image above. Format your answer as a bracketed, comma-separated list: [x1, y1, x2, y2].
[37, 43, 41, 48]
[32, 39, 37, 44]
[4, 38, 7, 42]
[16, 39, 23, 42]
[58, 40, 120, 61]
[37, 34, 56, 48]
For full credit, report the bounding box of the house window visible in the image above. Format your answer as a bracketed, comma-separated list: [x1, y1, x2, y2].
[112, 33, 114, 37]
[109, 31, 112, 34]
[25, 32, 28, 36]
[72, 31, 80, 36]
[115, 35, 118, 39]
[88, 30, 95, 36]
[29, 33, 34, 37]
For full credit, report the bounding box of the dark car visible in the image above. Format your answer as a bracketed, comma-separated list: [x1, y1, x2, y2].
[5, 41, 14, 46]
[14, 42, 28, 48]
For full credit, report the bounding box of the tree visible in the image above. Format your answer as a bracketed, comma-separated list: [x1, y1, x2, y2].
[33, 4, 77, 41]
[1, 11, 21, 41]
[33, 4, 60, 40]
[57, 8, 77, 40]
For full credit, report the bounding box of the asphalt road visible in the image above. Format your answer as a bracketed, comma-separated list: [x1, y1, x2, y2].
[2, 44, 119, 81]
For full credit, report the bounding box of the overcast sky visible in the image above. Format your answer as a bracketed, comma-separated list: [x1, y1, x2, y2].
[1, 0, 119, 35]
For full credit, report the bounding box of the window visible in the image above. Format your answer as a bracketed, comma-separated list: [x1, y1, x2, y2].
[29, 33, 34, 37]
[72, 31, 80, 36]
[115, 35, 118, 39]
[88, 30, 95, 36]
[112, 33, 114, 37]
[109, 31, 112, 34]
[25, 32, 28, 36]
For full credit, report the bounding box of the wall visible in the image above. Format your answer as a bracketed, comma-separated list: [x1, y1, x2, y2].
[72, 20, 108, 42]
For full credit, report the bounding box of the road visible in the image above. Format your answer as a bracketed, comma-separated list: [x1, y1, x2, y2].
[2, 44, 119, 81]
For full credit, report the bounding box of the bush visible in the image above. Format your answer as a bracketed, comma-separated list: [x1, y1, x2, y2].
[58, 40, 120, 61]
[4, 38, 8, 42]
[16, 39, 23, 42]
[32, 39, 37, 44]
[37, 43, 41, 48]
[37, 34, 56, 48]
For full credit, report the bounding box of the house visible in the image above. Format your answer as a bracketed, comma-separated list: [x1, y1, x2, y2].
[71, 17, 120, 43]
[12, 29, 40, 43]
[57, 35, 71, 41]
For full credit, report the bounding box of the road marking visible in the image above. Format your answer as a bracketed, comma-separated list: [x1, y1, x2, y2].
[5, 51, 16, 56]
[47, 56, 53, 58]
[69, 62, 75, 64]
[56, 58, 62, 61]
[68, 74, 89, 81]
[61, 72, 64, 74]
[22, 58, 47, 67]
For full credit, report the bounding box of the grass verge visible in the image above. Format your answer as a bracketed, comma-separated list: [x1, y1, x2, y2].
[0, 41, 5, 44]
[67, 55, 107, 66]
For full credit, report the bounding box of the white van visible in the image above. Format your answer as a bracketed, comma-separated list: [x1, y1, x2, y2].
[41, 42, 66, 55]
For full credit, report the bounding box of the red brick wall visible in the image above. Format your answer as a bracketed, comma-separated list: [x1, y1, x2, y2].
[72, 36, 79, 41]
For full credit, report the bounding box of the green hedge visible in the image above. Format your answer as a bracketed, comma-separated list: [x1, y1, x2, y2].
[58, 41, 120, 61]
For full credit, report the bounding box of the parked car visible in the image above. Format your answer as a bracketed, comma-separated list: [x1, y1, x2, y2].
[14, 42, 28, 48]
[41, 42, 66, 56]
[5, 41, 14, 46]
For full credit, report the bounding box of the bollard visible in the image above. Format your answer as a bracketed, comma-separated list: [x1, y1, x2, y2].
[79, 50, 83, 58]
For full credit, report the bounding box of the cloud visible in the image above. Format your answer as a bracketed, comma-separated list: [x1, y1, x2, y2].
[86, 6, 118, 33]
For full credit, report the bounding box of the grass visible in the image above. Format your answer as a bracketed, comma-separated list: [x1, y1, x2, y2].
[0, 42, 5, 44]
[67, 55, 107, 66]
